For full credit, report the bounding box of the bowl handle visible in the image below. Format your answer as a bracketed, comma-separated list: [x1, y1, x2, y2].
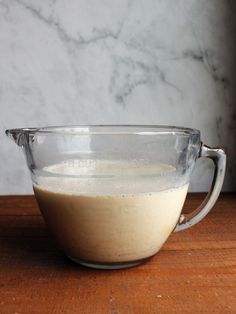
[175, 144, 226, 232]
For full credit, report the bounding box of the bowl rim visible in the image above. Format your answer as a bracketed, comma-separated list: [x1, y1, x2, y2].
[5, 125, 200, 136]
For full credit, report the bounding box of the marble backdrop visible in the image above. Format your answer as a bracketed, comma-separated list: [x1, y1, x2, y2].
[0, 0, 235, 194]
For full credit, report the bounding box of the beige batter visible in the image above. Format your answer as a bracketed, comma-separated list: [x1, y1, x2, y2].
[33, 161, 189, 263]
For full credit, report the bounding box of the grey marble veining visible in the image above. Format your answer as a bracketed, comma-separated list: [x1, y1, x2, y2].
[0, 0, 236, 194]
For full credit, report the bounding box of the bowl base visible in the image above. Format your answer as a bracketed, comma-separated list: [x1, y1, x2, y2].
[67, 255, 151, 269]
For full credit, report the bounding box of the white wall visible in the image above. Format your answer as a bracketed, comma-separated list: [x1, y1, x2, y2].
[0, 0, 236, 194]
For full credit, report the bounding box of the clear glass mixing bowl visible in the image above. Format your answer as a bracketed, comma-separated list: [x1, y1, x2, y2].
[6, 125, 226, 269]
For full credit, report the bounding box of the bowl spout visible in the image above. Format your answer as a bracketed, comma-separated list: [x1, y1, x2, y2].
[5, 128, 37, 147]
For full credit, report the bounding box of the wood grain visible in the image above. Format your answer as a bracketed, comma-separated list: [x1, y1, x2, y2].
[0, 193, 235, 314]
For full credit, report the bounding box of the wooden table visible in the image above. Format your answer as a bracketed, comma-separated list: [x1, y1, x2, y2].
[0, 194, 235, 313]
